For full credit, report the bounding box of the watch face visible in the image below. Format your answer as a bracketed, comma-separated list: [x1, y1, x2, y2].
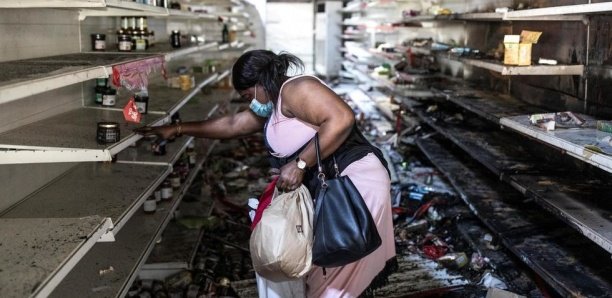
[297, 159, 307, 169]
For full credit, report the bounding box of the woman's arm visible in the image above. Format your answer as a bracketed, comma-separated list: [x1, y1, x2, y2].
[136, 109, 266, 140]
[276, 77, 355, 191]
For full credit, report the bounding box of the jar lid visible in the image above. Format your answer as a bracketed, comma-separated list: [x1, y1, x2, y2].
[98, 122, 119, 128]
[92, 33, 106, 38]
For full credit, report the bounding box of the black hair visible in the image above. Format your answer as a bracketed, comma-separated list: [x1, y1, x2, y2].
[232, 50, 304, 103]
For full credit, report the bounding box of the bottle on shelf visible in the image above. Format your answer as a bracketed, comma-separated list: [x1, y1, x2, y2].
[221, 23, 229, 43]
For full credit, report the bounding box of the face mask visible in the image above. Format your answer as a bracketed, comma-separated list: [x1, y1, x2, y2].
[249, 86, 273, 118]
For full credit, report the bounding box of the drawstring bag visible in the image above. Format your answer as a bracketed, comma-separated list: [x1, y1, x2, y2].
[250, 184, 314, 282]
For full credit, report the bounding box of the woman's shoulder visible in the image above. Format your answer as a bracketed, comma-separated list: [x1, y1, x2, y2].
[282, 75, 324, 95]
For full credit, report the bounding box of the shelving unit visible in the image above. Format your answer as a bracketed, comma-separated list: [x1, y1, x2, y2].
[0, 0, 255, 295]
[416, 136, 612, 297]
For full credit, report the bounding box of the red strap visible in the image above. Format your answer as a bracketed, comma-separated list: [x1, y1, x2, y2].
[250, 177, 278, 230]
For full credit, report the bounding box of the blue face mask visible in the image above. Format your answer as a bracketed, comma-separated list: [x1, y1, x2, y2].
[249, 86, 273, 118]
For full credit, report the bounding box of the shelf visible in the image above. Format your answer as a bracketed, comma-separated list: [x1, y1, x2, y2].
[437, 54, 585, 75]
[402, 12, 586, 23]
[0, 162, 170, 237]
[443, 88, 547, 124]
[50, 147, 215, 298]
[0, 107, 168, 164]
[508, 174, 612, 254]
[0, 52, 161, 105]
[0, 216, 112, 298]
[500, 114, 612, 174]
[505, 2, 612, 18]
[117, 136, 193, 166]
[415, 107, 612, 255]
[416, 136, 612, 297]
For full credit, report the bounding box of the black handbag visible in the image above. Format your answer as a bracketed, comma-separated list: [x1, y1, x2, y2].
[312, 133, 382, 268]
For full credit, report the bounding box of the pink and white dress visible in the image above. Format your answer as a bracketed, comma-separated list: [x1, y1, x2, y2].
[265, 75, 396, 298]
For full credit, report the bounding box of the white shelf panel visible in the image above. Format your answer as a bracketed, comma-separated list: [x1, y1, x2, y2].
[506, 2, 612, 18]
[1, 162, 170, 235]
[0, 53, 159, 105]
[0, 216, 111, 298]
[0, 107, 168, 164]
[49, 151, 213, 298]
[437, 54, 585, 76]
[501, 114, 612, 174]
[402, 12, 585, 22]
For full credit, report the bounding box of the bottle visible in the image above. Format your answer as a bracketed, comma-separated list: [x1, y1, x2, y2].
[94, 78, 108, 105]
[186, 143, 196, 168]
[170, 30, 181, 48]
[221, 23, 229, 43]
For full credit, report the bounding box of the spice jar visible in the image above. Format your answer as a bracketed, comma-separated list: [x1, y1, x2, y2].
[154, 187, 162, 202]
[176, 161, 189, 182]
[161, 180, 173, 200]
[118, 34, 132, 52]
[96, 122, 120, 144]
[169, 171, 181, 189]
[102, 88, 117, 107]
[186, 143, 197, 168]
[143, 196, 157, 214]
[170, 30, 181, 48]
[91, 34, 106, 51]
[134, 92, 149, 114]
[179, 74, 192, 91]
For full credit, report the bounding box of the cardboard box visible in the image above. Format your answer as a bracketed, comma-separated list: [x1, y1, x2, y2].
[503, 31, 542, 66]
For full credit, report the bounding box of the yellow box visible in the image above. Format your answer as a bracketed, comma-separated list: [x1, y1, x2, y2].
[503, 31, 542, 66]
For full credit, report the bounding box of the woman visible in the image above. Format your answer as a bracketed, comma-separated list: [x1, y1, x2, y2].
[138, 50, 396, 297]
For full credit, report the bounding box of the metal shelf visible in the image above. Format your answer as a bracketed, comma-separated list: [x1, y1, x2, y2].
[0, 107, 168, 164]
[416, 136, 612, 297]
[402, 12, 585, 22]
[442, 87, 547, 124]
[117, 135, 193, 166]
[0, 53, 161, 105]
[437, 54, 585, 75]
[0, 216, 112, 298]
[415, 108, 612, 254]
[505, 2, 612, 18]
[501, 114, 612, 174]
[0, 162, 170, 238]
[49, 149, 214, 298]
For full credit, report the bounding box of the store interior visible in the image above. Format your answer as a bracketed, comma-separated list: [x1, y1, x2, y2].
[1, 0, 611, 297]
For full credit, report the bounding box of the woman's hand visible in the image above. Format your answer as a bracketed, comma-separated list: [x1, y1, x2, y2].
[134, 125, 176, 140]
[277, 161, 305, 192]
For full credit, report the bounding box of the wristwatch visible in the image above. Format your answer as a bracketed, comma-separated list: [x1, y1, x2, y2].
[296, 157, 307, 171]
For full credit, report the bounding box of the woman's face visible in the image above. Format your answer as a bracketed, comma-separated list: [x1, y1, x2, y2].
[238, 85, 269, 103]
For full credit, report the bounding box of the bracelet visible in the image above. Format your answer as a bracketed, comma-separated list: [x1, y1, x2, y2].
[175, 123, 182, 137]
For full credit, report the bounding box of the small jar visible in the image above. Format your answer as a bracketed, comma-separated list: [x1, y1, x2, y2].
[179, 74, 192, 91]
[91, 34, 106, 51]
[118, 34, 132, 52]
[134, 92, 149, 114]
[135, 31, 147, 51]
[143, 196, 157, 214]
[169, 171, 181, 189]
[170, 30, 181, 48]
[154, 187, 162, 202]
[102, 88, 117, 107]
[96, 122, 120, 144]
[176, 161, 189, 182]
[186, 146, 197, 168]
[161, 180, 173, 200]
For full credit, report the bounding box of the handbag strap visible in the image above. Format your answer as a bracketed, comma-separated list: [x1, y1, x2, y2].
[314, 134, 340, 188]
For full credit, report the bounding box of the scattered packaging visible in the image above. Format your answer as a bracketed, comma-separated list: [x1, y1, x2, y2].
[438, 252, 469, 269]
[596, 120, 612, 133]
[504, 31, 542, 66]
[480, 271, 508, 290]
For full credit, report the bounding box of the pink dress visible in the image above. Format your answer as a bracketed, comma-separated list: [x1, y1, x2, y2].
[265, 75, 396, 298]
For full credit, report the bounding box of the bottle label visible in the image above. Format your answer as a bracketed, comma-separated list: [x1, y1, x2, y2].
[94, 40, 106, 50]
[161, 187, 173, 199]
[119, 41, 132, 51]
[135, 101, 147, 113]
[171, 178, 181, 188]
[95, 93, 103, 104]
[143, 200, 157, 212]
[136, 39, 147, 51]
[102, 94, 116, 106]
